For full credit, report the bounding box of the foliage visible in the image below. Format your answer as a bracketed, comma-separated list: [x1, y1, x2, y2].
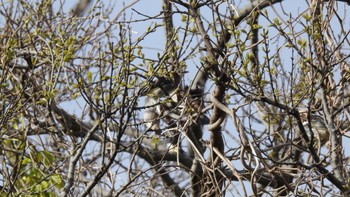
[1, 0, 350, 196]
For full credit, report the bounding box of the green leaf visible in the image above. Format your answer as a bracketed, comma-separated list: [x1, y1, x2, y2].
[40, 181, 50, 190]
[63, 53, 74, 62]
[302, 13, 311, 22]
[87, 71, 92, 83]
[252, 24, 262, 30]
[297, 39, 307, 48]
[273, 18, 282, 26]
[22, 157, 32, 165]
[152, 136, 159, 145]
[35, 151, 43, 163]
[42, 150, 55, 167]
[50, 174, 64, 189]
[225, 43, 235, 48]
[181, 14, 187, 22]
[65, 36, 76, 46]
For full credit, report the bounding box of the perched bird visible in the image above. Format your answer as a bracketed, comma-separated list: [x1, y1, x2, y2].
[299, 110, 329, 146]
[143, 95, 162, 133]
[143, 76, 179, 134]
[142, 75, 210, 157]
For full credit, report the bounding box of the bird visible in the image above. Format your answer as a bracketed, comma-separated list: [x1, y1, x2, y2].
[142, 75, 210, 157]
[298, 110, 329, 146]
[142, 76, 180, 134]
[143, 95, 162, 133]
